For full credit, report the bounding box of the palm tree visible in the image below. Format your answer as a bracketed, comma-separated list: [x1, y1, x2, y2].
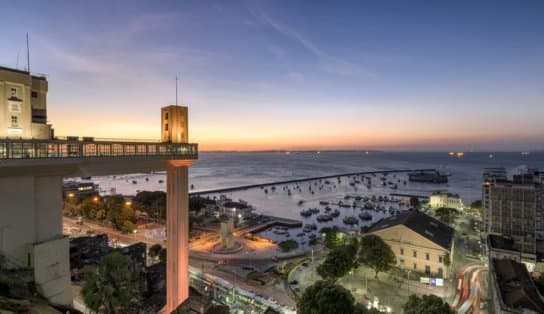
[82, 252, 140, 313]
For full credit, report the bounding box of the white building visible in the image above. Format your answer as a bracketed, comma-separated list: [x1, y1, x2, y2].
[428, 191, 464, 210]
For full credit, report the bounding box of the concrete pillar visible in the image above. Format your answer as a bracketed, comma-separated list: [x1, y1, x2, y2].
[164, 160, 190, 313]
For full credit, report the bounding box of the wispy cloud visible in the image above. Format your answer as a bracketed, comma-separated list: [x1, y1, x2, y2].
[254, 11, 372, 78]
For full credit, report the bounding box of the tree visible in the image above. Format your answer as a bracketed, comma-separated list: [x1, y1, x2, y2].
[278, 239, 299, 252]
[320, 227, 345, 249]
[353, 303, 382, 314]
[409, 197, 420, 209]
[317, 247, 355, 282]
[82, 252, 140, 314]
[189, 196, 208, 213]
[403, 294, 454, 314]
[159, 248, 167, 263]
[443, 254, 451, 267]
[434, 207, 459, 225]
[359, 235, 396, 279]
[120, 220, 136, 233]
[297, 280, 355, 314]
[149, 244, 162, 259]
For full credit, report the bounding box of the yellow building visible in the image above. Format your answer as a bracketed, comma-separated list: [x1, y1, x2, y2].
[161, 105, 188, 143]
[0, 66, 52, 139]
[366, 210, 455, 278]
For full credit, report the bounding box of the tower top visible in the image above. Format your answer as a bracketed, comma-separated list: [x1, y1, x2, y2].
[161, 106, 188, 143]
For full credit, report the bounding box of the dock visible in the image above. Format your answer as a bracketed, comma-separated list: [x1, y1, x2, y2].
[190, 168, 435, 196]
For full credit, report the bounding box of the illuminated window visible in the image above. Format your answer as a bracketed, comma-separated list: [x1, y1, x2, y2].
[11, 116, 18, 127]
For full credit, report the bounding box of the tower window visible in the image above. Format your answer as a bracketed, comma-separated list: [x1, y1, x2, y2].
[31, 91, 38, 98]
[165, 112, 169, 120]
[11, 116, 18, 127]
[10, 88, 17, 97]
[165, 123, 168, 131]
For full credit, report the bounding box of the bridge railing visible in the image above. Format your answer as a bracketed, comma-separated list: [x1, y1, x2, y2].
[0, 138, 198, 160]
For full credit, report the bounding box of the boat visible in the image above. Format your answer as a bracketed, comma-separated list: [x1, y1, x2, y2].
[319, 201, 329, 205]
[297, 200, 305, 206]
[343, 216, 359, 225]
[331, 209, 340, 217]
[316, 214, 332, 222]
[359, 212, 372, 220]
[408, 170, 449, 183]
[300, 210, 311, 217]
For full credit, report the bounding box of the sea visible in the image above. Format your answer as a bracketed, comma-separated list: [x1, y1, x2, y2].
[81, 151, 543, 215]
[78, 151, 544, 247]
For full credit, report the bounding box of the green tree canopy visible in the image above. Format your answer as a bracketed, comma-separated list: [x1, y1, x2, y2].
[82, 252, 140, 313]
[403, 294, 454, 314]
[320, 226, 345, 249]
[278, 239, 299, 252]
[149, 244, 162, 259]
[359, 235, 396, 279]
[189, 196, 209, 213]
[317, 246, 355, 282]
[434, 207, 459, 225]
[409, 197, 421, 209]
[297, 280, 355, 314]
[353, 303, 382, 314]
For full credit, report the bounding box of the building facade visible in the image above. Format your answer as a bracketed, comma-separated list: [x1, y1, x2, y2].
[483, 168, 543, 266]
[429, 191, 464, 211]
[366, 210, 454, 279]
[0, 66, 52, 139]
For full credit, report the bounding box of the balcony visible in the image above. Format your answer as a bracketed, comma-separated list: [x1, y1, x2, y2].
[0, 138, 198, 160]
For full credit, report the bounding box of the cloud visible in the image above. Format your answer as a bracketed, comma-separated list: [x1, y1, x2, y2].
[255, 11, 372, 78]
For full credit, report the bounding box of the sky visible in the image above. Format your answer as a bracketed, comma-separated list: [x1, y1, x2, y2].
[1, 0, 543, 151]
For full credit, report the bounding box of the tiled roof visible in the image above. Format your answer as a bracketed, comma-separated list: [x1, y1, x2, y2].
[367, 210, 454, 250]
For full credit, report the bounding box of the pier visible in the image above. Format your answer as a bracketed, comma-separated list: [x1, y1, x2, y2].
[389, 193, 430, 200]
[190, 168, 435, 196]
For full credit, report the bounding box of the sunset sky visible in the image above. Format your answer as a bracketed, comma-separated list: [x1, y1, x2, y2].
[1, 1, 543, 151]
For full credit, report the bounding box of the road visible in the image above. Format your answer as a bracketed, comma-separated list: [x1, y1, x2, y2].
[451, 263, 488, 314]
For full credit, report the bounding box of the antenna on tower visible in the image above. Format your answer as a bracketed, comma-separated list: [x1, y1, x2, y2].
[175, 75, 179, 106]
[16, 49, 20, 69]
[26, 33, 31, 74]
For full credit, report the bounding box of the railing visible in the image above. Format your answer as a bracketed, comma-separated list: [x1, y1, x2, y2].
[0, 138, 198, 160]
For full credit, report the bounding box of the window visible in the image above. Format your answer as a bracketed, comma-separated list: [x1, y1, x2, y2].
[413, 263, 417, 270]
[11, 116, 18, 127]
[31, 91, 38, 98]
[10, 87, 17, 97]
[425, 265, 431, 275]
[400, 248, 404, 255]
[165, 123, 168, 131]
[426, 253, 430, 260]
[439, 256, 443, 263]
[165, 112, 169, 120]
[413, 250, 417, 258]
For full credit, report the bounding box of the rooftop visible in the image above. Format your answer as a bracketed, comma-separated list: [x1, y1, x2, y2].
[493, 258, 544, 313]
[367, 210, 455, 250]
[488, 235, 518, 252]
[0, 65, 47, 80]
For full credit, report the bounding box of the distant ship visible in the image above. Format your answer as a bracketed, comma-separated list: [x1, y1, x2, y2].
[408, 170, 449, 183]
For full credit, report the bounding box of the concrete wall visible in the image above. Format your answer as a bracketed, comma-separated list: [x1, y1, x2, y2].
[368, 225, 451, 278]
[32, 236, 72, 306]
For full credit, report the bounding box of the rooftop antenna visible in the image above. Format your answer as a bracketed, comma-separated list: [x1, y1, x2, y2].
[175, 75, 179, 106]
[26, 33, 31, 74]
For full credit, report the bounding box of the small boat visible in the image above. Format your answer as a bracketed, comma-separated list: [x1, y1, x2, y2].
[359, 212, 372, 221]
[319, 201, 329, 205]
[316, 214, 332, 222]
[298, 200, 305, 206]
[300, 210, 311, 217]
[343, 216, 359, 225]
